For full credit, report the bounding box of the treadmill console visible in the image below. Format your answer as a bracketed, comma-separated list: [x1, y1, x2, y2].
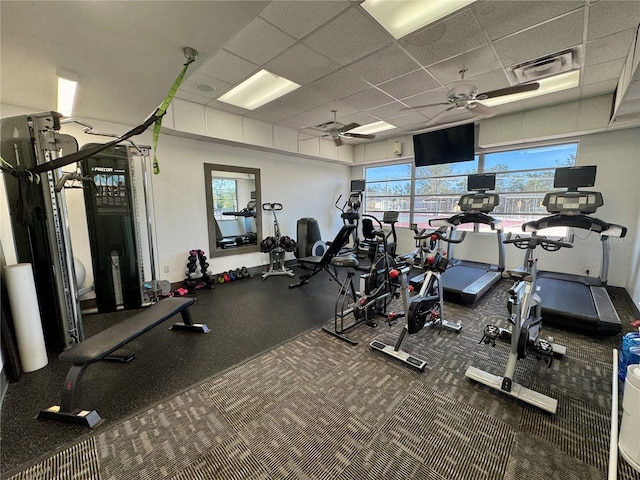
[542, 191, 603, 214]
[458, 193, 499, 213]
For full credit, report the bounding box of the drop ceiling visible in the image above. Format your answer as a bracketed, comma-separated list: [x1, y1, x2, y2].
[1, 1, 639, 146]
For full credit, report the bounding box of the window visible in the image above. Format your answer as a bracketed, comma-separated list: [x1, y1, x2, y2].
[212, 177, 238, 220]
[363, 142, 578, 233]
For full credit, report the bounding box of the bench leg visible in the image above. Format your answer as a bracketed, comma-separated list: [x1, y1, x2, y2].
[37, 364, 103, 428]
[171, 308, 211, 333]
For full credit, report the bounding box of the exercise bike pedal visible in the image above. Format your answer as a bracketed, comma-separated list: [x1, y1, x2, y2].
[480, 324, 500, 346]
[533, 338, 554, 367]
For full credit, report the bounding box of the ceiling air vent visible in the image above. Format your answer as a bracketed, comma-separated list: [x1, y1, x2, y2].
[510, 47, 581, 83]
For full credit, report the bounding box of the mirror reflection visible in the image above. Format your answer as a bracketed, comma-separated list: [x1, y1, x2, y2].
[204, 163, 261, 257]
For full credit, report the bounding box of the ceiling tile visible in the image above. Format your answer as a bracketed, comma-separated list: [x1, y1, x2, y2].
[179, 72, 231, 99]
[580, 78, 619, 98]
[264, 43, 340, 86]
[366, 101, 419, 121]
[309, 69, 370, 101]
[493, 10, 584, 67]
[254, 98, 306, 121]
[383, 111, 431, 128]
[259, 0, 350, 39]
[198, 49, 259, 86]
[303, 7, 392, 66]
[583, 58, 625, 85]
[587, 0, 640, 41]
[341, 88, 395, 111]
[273, 84, 333, 111]
[584, 29, 638, 66]
[224, 16, 296, 66]
[400, 9, 487, 67]
[286, 103, 358, 129]
[472, 1, 583, 40]
[174, 90, 211, 105]
[377, 70, 440, 100]
[425, 46, 503, 86]
[401, 88, 449, 109]
[346, 44, 422, 86]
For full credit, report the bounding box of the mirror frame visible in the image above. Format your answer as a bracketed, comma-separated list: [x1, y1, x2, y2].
[204, 163, 262, 258]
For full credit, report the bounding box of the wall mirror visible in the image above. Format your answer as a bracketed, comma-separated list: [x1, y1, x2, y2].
[204, 163, 261, 258]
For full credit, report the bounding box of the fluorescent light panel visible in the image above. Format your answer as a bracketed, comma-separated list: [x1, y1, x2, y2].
[347, 121, 395, 135]
[57, 71, 78, 117]
[218, 69, 300, 110]
[477, 70, 581, 107]
[362, 0, 476, 39]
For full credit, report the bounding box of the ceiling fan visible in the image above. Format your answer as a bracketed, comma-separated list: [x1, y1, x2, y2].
[316, 110, 376, 146]
[405, 69, 540, 127]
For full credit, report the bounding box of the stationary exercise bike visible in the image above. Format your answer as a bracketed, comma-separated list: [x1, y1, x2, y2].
[370, 227, 464, 370]
[323, 212, 399, 344]
[465, 232, 572, 414]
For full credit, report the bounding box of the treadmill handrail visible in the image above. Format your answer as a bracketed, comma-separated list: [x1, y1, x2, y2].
[523, 214, 627, 238]
[430, 212, 503, 231]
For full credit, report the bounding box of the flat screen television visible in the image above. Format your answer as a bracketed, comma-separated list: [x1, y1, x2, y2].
[351, 179, 365, 192]
[554, 165, 596, 191]
[413, 123, 475, 167]
[467, 173, 495, 191]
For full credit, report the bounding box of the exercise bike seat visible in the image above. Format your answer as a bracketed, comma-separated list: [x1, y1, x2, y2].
[506, 268, 533, 282]
[331, 255, 359, 268]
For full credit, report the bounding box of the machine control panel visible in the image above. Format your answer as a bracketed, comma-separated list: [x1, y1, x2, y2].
[458, 193, 499, 213]
[542, 191, 603, 214]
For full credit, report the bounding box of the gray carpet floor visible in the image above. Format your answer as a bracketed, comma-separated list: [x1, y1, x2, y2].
[3, 277, 640, 480]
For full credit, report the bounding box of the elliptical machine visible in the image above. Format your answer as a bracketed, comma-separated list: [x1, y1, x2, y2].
[370, 227, 464, 370]
[465, 232, 572, 414]
[323, 212, 400, 345]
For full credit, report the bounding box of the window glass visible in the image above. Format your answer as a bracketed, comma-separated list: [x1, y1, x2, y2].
[363, 142, 578, 235]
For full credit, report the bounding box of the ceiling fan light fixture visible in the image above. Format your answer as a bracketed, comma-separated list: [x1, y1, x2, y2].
[361, 0, 476, 39]
[218, 69, 300, 110]
[477, 70, 580, 107]
[346, 121, 395, 135]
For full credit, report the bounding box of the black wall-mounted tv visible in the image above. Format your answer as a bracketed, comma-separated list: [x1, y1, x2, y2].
[554, 165, 596, 191]
[468, 173, 496, 192]
[413, 123, 475, 167]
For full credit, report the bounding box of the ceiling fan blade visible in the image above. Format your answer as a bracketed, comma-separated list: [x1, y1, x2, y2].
[477, 82, 539, 99]
[333, 136, 343, 147]
[423, 105, 457, 127]
[338, 122, 361, 133]
[400, 102, 449, 111]
[341, 132, 376, 140]
[467, 102, 497, 118]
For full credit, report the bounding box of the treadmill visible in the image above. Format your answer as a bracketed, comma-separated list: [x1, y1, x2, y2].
[522, 166, 626, 336]
[414, 173, 505, 304]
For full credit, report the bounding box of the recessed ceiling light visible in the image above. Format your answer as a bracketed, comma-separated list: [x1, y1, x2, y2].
[477, 71, 581, 107]
[195, 83, 216, 93]
[361, 0, 476, 39]
[218, 69, 300, 110]
[347, 121, 396, 135]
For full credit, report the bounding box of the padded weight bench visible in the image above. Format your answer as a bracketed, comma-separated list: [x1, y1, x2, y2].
[38, 297, 209, 428]
[288, 224, 356, 289]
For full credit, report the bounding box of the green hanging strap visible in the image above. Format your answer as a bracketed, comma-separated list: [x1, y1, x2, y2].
[152, 49, 197, 174]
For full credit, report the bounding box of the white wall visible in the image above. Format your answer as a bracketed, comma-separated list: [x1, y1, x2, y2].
[0, 105, 351, 285]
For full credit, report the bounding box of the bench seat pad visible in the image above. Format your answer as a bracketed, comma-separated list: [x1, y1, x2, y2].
[59, 297, 194, 365]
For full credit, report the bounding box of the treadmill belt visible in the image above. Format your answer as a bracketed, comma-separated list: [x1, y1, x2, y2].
[441, 265, 486, 292]
[536, 277, 598, 326]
